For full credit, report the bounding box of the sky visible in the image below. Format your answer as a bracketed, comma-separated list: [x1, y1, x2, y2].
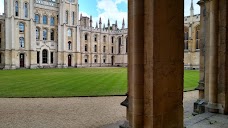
[0, 0, 200, 28]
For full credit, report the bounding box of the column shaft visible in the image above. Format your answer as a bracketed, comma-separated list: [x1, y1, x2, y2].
[208, 0, 218, 112]
[128, 0, 184, 127]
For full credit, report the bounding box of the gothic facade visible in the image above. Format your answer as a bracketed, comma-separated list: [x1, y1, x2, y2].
[0, 0, 198, 69]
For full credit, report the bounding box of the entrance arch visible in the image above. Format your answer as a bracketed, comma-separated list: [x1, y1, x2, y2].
[68, 54, 72, 67]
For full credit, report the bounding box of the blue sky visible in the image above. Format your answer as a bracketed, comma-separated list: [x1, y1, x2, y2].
[0, 0, 200, 27]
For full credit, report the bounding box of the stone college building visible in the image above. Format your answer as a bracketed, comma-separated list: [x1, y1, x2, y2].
[0, 0, 199, 69]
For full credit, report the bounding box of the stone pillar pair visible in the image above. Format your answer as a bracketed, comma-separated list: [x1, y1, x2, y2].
[128, 0, 184, 127]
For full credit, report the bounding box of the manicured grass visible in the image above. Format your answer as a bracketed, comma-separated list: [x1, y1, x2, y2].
[184, 70, 199, 91]
[0, 68, 198, 97]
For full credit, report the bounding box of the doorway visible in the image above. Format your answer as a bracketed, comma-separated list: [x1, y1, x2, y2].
[111, 56, 114, 66]
[68, 54, 72, 67]
[20, 53, 25, 68]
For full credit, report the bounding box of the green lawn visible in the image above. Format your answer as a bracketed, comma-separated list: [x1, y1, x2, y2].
[0, 68, 198, 98]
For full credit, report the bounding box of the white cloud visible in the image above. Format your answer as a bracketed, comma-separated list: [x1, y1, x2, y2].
[0, 0, 4, 14]
[92, 0, 128, 29]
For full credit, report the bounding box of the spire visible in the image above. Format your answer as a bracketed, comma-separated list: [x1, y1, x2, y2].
[103, 24, 106, 30]
[99, 17, 102, 24]
[108, 19, 110, 26]
[96, 22, 98, 28]
[122, 18, 125, 29]
[116, 20, 118, 27]
[90, 16, 92, 27]
[80, 13, 82, 20]
[190, 0, 194, 16]
[99, 17, 102, 28]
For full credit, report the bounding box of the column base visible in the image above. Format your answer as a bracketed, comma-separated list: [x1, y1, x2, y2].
[30, 64, 38, 69]
[206, 102, 224, 113]
[193, 99, 207, 115]
[57, 64, 63, 68]
[119, 120, 129, 128]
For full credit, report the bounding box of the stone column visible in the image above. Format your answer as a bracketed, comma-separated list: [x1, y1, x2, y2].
[193, 0, 207, 115]
[128, 0, 144, 126]
[128, 0, 184, 127]
[207, 0, 219, 113]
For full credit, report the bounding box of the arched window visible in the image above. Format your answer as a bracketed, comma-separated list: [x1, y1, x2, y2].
[35, 14, 40, 23]
[66, 11, 68, 24]
[50, 17, 55, 26]
[68, 41, 72, 50]
[68, 29, 72, 37]
[43, 29, 47, 40]
[19, 37, 25, 48]
[36, 27, 40, 40]
[103, 36, 106, 42]
[24, 3, 28, 18]
[112, 46, 114, 53]
[94, 35, 97, 42]
[118, 37, 121, 54]
[50, 29, 54, 41]
[94, 45, 97, 52]
[85, 34, 88, 40]
[43, 15, 47, 24]
[15, 1, 19, 16]
[42, 49, 48, 64]
[103, 46, 106, 53]
[85, 44, 88, 52]
[19, 23, 25, 33]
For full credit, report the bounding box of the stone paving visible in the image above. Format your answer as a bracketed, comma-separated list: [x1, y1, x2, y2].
[0, 91, 227, 128]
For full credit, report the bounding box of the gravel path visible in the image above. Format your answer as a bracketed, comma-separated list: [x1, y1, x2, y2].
[0, 91, 198, 128]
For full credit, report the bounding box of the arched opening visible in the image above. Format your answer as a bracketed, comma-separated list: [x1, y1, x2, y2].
[19, 53, 25, 68]
[42, 49, 48, 64]
[68, 54, 72, 67]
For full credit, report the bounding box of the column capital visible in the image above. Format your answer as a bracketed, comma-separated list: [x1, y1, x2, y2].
[197, 0, 205, 6]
